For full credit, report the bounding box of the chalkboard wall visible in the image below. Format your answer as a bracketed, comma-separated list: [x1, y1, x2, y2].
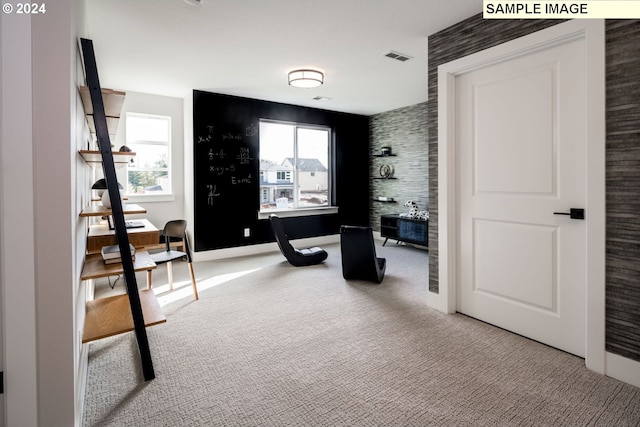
[193, 90, 370, 251]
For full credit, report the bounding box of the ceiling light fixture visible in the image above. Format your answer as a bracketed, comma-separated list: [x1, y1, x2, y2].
[288, 69, 324, 88]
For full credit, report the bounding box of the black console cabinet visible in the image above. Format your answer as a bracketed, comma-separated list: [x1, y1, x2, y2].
[381, 214, 428, 247]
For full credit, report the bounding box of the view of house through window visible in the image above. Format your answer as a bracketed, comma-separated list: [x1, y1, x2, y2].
[125, 113, 171, 195]
[259, 120, 330, 212]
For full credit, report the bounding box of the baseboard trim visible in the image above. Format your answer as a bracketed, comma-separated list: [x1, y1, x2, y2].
[426, 289, 449, 313]
[193, 234, 340, 262]
[605, 351, 640, 388]
[76, 344, 89, 427]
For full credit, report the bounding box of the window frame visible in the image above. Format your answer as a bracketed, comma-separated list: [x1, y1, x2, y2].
[124, 112, 174, 201]
[258, 119, 336, 218]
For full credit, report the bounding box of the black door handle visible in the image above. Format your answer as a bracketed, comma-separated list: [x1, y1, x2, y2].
[553, 208, 585, 220]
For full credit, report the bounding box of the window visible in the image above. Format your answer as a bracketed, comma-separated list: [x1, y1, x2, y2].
[259, 120, 331, 212]
[125, 113, 171, 195]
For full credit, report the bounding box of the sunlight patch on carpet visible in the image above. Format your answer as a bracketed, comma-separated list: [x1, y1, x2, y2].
[154, 268, 262, 306]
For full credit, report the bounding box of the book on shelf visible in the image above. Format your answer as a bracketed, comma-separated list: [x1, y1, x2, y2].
[103, 253, 136, 265]
[101, 243, 136, 262]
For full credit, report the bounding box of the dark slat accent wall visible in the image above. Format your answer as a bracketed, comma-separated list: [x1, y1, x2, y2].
[428, 16, 640, 362]
[369, 102, 428, 230]
[605, 20, 640, 361]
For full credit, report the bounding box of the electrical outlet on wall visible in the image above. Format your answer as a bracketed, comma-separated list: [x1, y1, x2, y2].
[244, 228, 250, 238]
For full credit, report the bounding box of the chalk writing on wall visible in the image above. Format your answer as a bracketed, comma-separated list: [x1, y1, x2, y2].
[208, 148, 226, 160]
[236, 147, 253, 165]
[231, 174, 252, 185]
[195, 122, 257, 208]
[207, 184, 220, 205]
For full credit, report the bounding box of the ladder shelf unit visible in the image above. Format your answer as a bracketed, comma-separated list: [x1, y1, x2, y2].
[80, 37, 159, 381]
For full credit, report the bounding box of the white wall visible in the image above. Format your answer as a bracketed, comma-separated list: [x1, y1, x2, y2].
[184, 92, 196, 248]
[1, 1, 83, 426]
[33, 1, 81, 425]
[105, 91, 185, 229]
[1, 1, 89, 425]
[1, 10, 38, 427]
[73, 3, 92, 420]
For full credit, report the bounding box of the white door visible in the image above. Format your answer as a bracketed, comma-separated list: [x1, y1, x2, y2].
[456, 36, 587, 357]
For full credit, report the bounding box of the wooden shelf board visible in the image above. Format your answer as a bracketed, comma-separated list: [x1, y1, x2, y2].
[80, 150, 135, 165]
[81, 250, 157, 281]
[82, 289, 166, 343]
[79, 86, 125, 117]
[91, 197, 129, 202]
[87, 218, 157, 237]
[79, 86, 125, 137]
[80, 203, 147, 217]
[86, 220, 160, 255]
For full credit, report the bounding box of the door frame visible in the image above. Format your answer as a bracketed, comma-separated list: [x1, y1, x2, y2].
[429, 19, 606, 373]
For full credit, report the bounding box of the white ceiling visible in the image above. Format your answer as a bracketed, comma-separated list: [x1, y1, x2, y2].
[86, 0, 481, 116]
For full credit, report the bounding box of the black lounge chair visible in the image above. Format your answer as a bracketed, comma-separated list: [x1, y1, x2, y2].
[269, 214, 328, 267]
[340, 225, 386, 283]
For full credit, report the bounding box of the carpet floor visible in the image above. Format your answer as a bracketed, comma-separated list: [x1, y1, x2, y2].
[82, 242, 640, 426]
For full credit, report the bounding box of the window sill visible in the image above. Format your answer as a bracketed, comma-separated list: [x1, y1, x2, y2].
[126, 194, 175, 203]
[257, 206, 339, 220]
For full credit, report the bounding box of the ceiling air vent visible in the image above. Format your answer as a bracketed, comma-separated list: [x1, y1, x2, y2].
[385, 51, 413, 62]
